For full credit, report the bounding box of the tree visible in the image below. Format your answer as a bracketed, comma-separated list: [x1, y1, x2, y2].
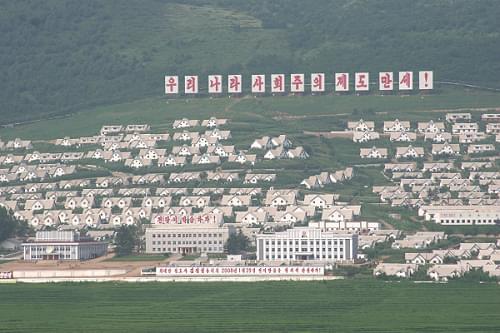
[114, 225, 140, 256]
[0, 207, 29, 242]
[0, 208, 17, 242]
[225, 231, 250, 254]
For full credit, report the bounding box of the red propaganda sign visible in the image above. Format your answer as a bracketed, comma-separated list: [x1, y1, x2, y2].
[399, 71, 413, 90]
[271, 74, 285, 93]
[355, 72, 369, 91]
[419, 71, 434, 90]
[153, 214, 219, 225]
[335, 73, 349, 92]
[208, 75, 223, 93]
[251, 74, 266, 93]
[164, 70, 434, 95]
[184, 75, 198, 94]
[156, 266, 324, 277]
[164, 76, 179, 94]
[290, 74, 305, 93]
[379, 72, 394, 91]
[311, 73, 325, 92]
[228, 75, 242, 93]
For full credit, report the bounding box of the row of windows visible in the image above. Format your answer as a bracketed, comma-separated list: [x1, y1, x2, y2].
[265, 254, 344, 260]
[27, 246, 76, 253]
[151, 247, 222, 252]
[152, 240, 223, 245]
[29, 254, 73, 259]
[266, 247, 344, 253]
[440, 219, 496, 224]
[264, 240, 344, 246]
[152, 233, 224, 238]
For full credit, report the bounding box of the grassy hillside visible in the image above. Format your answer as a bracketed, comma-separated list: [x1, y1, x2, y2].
[1, 0, 499, 123]
[2, 87, 500, 140]
[1, 281, 500, 332]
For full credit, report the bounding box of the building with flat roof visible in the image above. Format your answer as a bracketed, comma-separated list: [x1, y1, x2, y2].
[145, 222, 235, 255]
[22, 231, 108, 261]
[418, 205, 500, 225]
[256, 227, 357, 262]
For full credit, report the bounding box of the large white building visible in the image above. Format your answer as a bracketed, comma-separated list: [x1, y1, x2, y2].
[22, 231, 108, 261]
[145, 219, 235, 255]
[418, 205, 500, 225]
[256, 228, 357, 262]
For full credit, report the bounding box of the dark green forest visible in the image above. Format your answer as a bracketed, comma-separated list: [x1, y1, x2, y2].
[1, 0, 499, 123]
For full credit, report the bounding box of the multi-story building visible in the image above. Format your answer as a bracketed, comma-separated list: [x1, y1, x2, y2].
[22, 231, 108, 261]
[145, 221, 235, 255]
[256, 228, 357, 262]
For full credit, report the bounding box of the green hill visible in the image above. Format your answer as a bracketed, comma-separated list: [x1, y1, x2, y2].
[1, 0, 499, 123]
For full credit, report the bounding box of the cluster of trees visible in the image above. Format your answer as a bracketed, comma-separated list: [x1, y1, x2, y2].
[219, 0, 500, 86]
[114, 225, 141, 256]
[0, 207, 30, 243]
[1, 0, 499, 123]
[225, 231, 251, 254]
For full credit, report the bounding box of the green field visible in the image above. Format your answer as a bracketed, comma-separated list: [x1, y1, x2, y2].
[1, 281, 499, 332]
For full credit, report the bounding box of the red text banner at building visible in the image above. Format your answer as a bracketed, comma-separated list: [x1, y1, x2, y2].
[152, 214, 220, 225]
[156, 266, 325, 277]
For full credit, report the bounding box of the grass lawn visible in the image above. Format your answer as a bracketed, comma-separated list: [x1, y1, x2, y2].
[105, 254, 169, 262]
[361, 204, 423, 231]
[0, 281, 500, 332]
[178, 254, 201, 261]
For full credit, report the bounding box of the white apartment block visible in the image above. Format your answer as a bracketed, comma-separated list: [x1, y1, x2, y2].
[419, 205, 500, 226]
[452, 122, 479, 135]
[145, 224, 235, 255]
[256, 228, 357, 262]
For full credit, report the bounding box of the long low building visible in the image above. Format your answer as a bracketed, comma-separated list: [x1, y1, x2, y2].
[308, 221, 380, 232]
[418, 205, 500, 225]
[256, 227, 357, 262]
[22, 231, 108, 261]
[145, 219, 236, 255]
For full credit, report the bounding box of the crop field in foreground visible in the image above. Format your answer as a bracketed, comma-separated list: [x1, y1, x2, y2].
[1, 280, 499, 332]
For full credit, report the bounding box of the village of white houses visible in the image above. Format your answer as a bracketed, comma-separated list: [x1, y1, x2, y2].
[5, 3, 500, 332]
[0, 110, 498, 283]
